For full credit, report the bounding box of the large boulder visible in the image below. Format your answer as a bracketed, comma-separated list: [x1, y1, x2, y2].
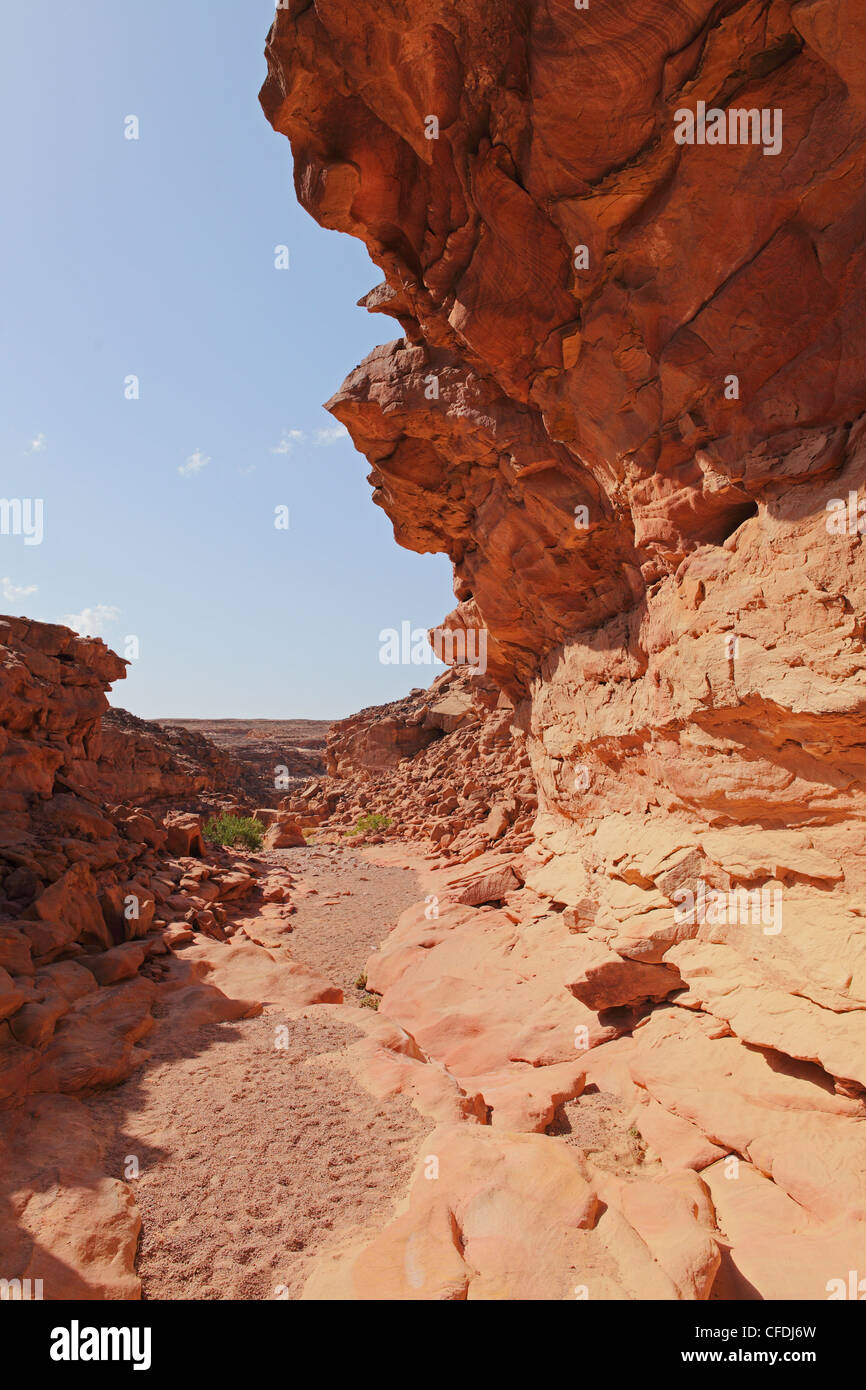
[163, 812, 206, 858]
[27, 864, 112, 953]
[263, 814, 306, 850]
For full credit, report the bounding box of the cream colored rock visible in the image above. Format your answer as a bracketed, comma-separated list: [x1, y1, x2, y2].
[169, 936, 342, 1012]
[316, 1004, 487, 1127]
[703, 1159, 866, 1302]
[668, 938, 866, 1089]
[0, 1094, 140, 1298]
[302, 1124, 719, 1300]
[367, 901, 621, 1129]
[627, 1008, 866, 1224]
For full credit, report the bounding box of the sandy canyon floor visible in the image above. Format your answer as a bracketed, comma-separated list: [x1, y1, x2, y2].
[82, 847, 429, 1299]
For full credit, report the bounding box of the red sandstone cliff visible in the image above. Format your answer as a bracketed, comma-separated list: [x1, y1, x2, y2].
[261, 0, 866, 1298]
[0, 0, 863, 1308]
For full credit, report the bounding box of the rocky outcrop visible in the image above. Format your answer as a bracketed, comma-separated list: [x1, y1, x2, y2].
[0, 617, 297, 1109]
[98, 708, 261, 807]
[262, 0, 866, 1298]
[263, 813, 306, 850]
[287, 668, 537, 856]
[0, 614, 167, 1108]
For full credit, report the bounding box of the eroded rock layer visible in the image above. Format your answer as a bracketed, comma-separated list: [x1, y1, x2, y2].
[262, 0, 866, 1298]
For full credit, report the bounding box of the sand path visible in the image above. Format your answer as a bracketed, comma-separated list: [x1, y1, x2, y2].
[84, 845, 427, 1299]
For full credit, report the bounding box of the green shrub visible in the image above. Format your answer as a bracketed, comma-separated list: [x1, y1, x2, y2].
[204, 813, 265, 852]
[354, 812, 393, 834]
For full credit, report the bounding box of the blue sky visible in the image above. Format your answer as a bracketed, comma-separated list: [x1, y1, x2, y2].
[0, 0, 453, 719]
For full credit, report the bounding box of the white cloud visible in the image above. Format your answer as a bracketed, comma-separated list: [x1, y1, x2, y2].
[1, 577, 38, 601]
[179, 449, 211, 477]
[60, 604, 120, 639]
[269, 423, 348, 456]
[315, 423, 349, 446]
[28, 433, 46, 454]
[270, 428, 305, 456]
[238, 464, 256, 476]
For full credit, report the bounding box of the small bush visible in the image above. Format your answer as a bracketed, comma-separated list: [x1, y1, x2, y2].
[359, 994, 380, 1011]
[204, 814, 265, 852]
[354, 972, 367, 991]
[354, 812, 393, 834]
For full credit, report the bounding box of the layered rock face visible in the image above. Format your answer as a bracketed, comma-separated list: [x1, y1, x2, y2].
[262, 1, 866, 1297]
[0, 616, 170, 1106]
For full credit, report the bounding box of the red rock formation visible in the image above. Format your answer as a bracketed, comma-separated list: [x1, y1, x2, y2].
[262, 0, 866, 1298]
[99, 708, 262, 806]
[287, 668, 537, 855]
[0, 616, 305, 1108]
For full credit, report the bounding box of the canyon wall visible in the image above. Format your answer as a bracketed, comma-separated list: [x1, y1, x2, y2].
[262, 0, 866, 1297]
[0, 616, 174, 1111]
[0, 616, 299, 1110]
